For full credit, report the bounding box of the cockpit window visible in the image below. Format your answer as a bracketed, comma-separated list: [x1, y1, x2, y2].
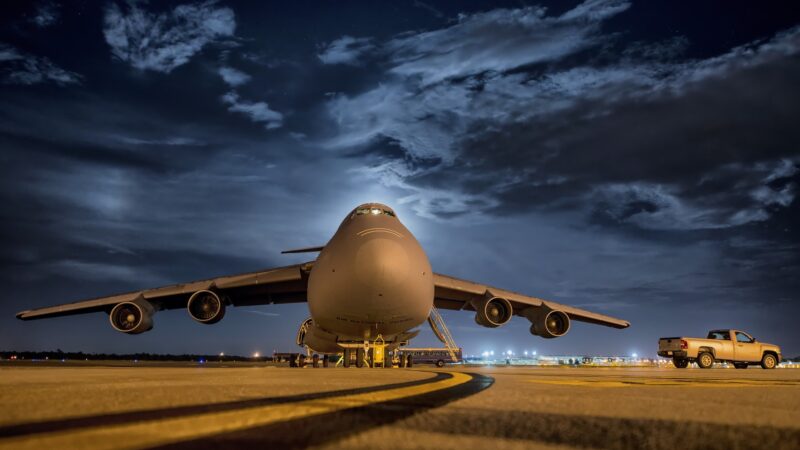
[351, 207, 396, 219]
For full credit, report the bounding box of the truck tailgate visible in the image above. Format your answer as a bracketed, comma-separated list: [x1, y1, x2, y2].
[659, 337, 683, 352]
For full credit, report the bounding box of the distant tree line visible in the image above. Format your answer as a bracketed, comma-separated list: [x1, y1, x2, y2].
[0, 349, 271, 362]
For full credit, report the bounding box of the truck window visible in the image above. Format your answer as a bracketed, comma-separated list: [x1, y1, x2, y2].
[707, 331, 730, 340]
[735, 332, 753, 343]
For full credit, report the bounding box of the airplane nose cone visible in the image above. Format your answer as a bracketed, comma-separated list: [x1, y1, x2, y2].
[354, 238, 410, 288]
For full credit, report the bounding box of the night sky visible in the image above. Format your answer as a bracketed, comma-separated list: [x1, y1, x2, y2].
[2, 1, 798, 358]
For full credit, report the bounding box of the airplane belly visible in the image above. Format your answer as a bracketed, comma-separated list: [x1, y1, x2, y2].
[307, 226, 433, 341]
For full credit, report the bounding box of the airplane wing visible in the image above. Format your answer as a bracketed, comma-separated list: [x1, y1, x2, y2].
[16, 262, 313, 321]
[432, 273, 629, 329]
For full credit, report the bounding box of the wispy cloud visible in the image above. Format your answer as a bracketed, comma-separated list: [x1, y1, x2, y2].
[103, 1, 236, 73]
[317, 36, 374, 65]
[31, 1, 60, 28]
[321, 0, 800, 230]
[221, 91, 283, 129]
[241, 309, 280, 317]
[217, 65, 250, 86]
[0, 43, 81, 85]
[116, 136, 206, 146]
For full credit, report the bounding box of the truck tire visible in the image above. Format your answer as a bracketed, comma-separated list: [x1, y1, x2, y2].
[436, 359, 445, 368]
[673, 358, 688, 368]
[761, 353, 777, 370]
[733, 363, 748, 369]
[697, 352, 714, 369]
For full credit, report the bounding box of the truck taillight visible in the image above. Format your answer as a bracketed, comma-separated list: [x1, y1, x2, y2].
[680, 339, 688, 349]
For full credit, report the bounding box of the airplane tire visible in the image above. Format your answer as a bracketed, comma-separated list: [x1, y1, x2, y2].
[356, 348, 365, 368]
[406, 355, 413, 368]
[298, 354, 306, 368]
[384, 352, 393, 368]
[343, 349, 351, 368]
[697, 352, 714, 369]
[322, 355, 329, 368]
[761, 354, 777, 370]
[312, 354, 320, 368]
[399, 354, 406, 368]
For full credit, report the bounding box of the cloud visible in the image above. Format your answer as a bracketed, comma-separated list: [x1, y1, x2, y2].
[31, 1, 60, 28]
[241, 309, 280, 317]
[217, 65, 251, 86]
[385, 0, 630, 85]
[116, 136, 206, 146]
[221, 91, 283, 129]
[0, 44, 22, 62]
[321, 0, 800, 230]
[0, 43, 81, 85]
[103, 1, 236, 73]
[317, 36, 374, 65]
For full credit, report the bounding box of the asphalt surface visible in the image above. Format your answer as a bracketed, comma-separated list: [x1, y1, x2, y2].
[1, 363, 799, 450]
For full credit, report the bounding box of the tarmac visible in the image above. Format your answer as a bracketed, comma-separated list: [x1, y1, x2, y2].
[1, 363, 799, 450]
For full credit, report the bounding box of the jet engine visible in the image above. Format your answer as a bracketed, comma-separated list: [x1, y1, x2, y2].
[109, 299, 154, 334]
[523, 306, 570, 339]
[471, 296, 513, 328]
[187, 290, 226, 324]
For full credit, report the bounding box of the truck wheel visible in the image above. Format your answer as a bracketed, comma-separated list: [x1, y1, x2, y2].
[436, 359, 445, 368]
[761, 354, 777, 370]
[697, 352, 714, 369]
[673, 358, 688, 368]
[733, 363, 748, 369]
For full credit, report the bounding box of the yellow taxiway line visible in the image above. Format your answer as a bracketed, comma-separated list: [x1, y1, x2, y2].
[0, 372, 471, 450]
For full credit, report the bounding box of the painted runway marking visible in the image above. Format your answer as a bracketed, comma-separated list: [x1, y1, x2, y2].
[526, 378, 800, 387]
[0, 371, 483, 450]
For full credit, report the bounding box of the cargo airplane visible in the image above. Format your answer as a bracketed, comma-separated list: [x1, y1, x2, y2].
[17, 203, 629, 365]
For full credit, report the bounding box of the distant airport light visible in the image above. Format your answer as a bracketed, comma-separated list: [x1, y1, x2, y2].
[632, 353, 638, 358]
[219, 352, 225, 357]
[490, 351, 494, 356]
[253, 352, 260, 358]
[533, 351, 537, 356]
[524, 351, 528, 356]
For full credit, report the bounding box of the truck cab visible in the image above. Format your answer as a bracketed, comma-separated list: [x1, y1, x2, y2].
[658, 329, 781, 369]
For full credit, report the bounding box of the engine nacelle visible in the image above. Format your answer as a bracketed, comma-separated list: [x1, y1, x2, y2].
[471, 296, 513, 328]
[187, 290, 226, 324]
[523, 307, 570, 339]
[109, 299, 154, 334]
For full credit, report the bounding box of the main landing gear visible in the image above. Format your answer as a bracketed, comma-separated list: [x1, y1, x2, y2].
[296, 335, 417, 368]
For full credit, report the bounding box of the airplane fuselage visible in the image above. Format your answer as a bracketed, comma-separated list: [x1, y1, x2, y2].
[306, 204, 433, 350]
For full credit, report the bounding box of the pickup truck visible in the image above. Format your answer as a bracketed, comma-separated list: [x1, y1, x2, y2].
[658, 329, 781, 369]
